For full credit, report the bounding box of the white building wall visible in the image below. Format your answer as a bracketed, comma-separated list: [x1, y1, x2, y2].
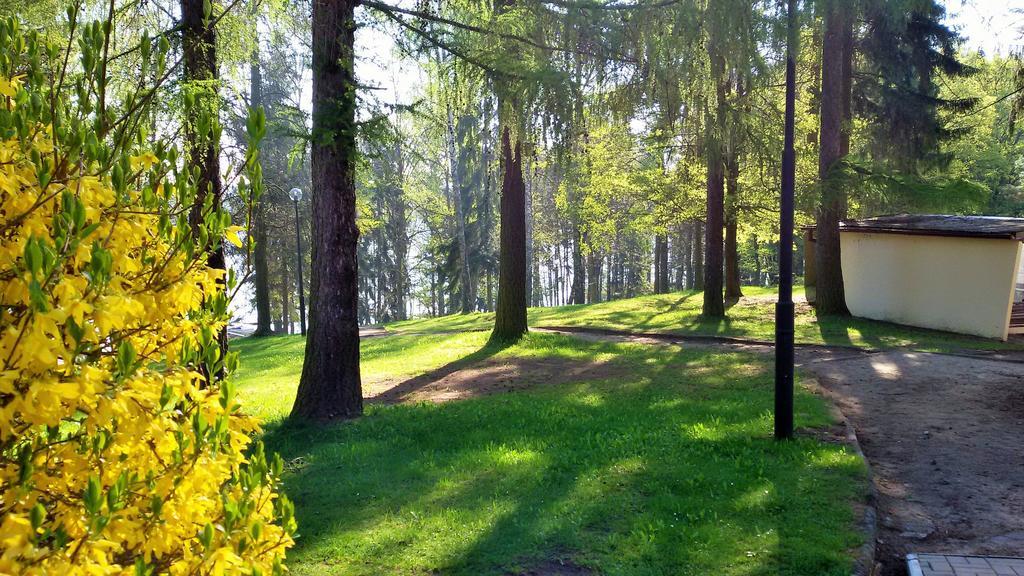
[841, 232, 1022, 340]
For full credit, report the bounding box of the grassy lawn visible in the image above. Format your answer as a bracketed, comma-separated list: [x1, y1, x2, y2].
[388, 286, 1024, 352]
[234, 330, 867, 575]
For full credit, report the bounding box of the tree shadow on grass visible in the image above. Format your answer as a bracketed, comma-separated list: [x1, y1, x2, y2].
[629, 292, 697, 330]
[677, 313, 738, 338]
[814, 313, 858, 349]
[388, 312, 496, 335]
[259, 339, 865, 576]
[367, 338, 515, 404]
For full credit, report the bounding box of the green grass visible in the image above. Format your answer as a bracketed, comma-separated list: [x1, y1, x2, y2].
[235, 331, 867, 575]
[232, 331, 488, 422]
[388, 286, 1023, 352]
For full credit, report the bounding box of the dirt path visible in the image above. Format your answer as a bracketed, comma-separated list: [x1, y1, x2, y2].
[807, 349, 1024, 575]
[367, 353, 626, 405]
[532, 327, 1024, 576]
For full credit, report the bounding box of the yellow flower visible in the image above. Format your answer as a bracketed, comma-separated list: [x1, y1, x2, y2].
[0, 74, 22, 97]
[225, 225, 245, 248]
[130, 152, 159, 171]
[0, 52, 292, 576]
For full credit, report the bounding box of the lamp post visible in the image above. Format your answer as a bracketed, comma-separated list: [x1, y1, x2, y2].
[289, 187, 307, 336]
[775, 0, 798, 440]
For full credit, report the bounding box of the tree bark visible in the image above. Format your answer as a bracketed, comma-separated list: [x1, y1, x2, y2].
[281, 254, 291, 334]
[670, 228, 680, 290]
[181, 0, 226, 379]
[605, 250, 613, 301]
[724, 150, 742, 300]
[480, 95, 496, 313]
[586, 247, 601, 303]
[292, 0, 363, 420]
[681, 223, 693, 289]
[557, 244, 564, 305]
[702, 37, 727, 317]
[446, 98, 473, 314]
[692, 221, 704, 291]
[491, 127, 528, 341]
[815, 1, 851, 316]
[486, 267, 494, 312]
[525, 159, 536, 307]
[752, 235, 763, 286]
[654, 234, 668, 293]
[391, 140, 409, 321]
[250, 33, 272, 337]
[570, 227, 586, 304]
[702, 153, 724, 314]
[840, 7, 854, 158]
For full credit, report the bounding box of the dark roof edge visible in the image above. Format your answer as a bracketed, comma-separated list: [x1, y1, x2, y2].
[839, 227, 1021, 240]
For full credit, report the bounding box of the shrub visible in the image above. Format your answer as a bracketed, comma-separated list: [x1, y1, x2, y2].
[0, 15, 293, 575]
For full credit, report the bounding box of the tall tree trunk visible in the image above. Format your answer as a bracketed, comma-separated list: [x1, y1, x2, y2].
[815, 1, 851, 316]
[548, 254, 555, 306]
[652, 236, 661, 293]
[281, 254, 291, 334]
[438, 270, 446, 315]
[702, 38, 727, 317]
[486, 267, 493, 311]
[292, 0, 363, 420]
[248, 14, 272, 337]
[446, 98, 473, 314]
[724, 150, 742, 300]
[654, 234, 668, 293]
[702, 149, 725, 315]
[491, 127, 528, 341]
[430, 269, 437, 316]
[182, 0, 226, 379]
[557, 244, 563, 303]
[840, 8, 854, 158]
[724, 71, 744, 301]
[374, 192, 387, 323]
[392, 140, 409, 321]
[605, 251, 613, 301]
[680, 223, 693, 289]
[536, 194, 544, 309]
[570, 227, 585, 304]
[586, 248, 601, 303]
[692, 221, 704, 290]
[753, 235, 763, 286]
[525, 160, 535, 306]
[480, 95, 496, 313]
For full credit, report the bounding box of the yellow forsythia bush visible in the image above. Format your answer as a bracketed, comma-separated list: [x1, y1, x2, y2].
[0, 15, 293, 575]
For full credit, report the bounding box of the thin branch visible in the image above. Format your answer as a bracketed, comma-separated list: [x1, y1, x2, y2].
[362, 0, 636, 64]
[374, 9, 522, 80]
[538, 0, 684, 11]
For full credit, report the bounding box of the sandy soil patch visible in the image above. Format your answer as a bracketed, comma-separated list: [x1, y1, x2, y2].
[809, 350, 1024, 575]
[366, 354, 626, 404]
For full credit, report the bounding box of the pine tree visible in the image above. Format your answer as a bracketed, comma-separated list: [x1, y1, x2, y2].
[291, 0, 363, 421]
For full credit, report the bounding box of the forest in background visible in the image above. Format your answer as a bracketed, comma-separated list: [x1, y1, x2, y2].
[6, 0, 1023, 330]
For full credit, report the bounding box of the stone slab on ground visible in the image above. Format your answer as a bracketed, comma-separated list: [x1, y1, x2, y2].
[908, 553, 1024, 576]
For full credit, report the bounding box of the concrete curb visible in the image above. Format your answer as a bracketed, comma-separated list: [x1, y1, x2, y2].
[844, 407, 879, 576]
[906, 554, 924, 576]
[534, 324, 880, 355]
[805, 378, 879, 576]
[534, 324, 1024, 364]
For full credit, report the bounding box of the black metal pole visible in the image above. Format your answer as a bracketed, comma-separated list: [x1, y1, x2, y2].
[775, 0, 798, 440]
[294, 199, 307, 336]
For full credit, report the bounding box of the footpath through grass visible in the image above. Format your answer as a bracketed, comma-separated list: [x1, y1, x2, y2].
[387, 286, 1023, 352]
[234, 331, 867, 575]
